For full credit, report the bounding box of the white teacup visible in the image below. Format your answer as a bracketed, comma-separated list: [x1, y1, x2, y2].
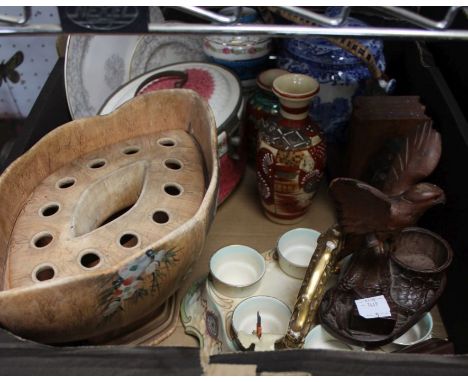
[277, 228, 321, 279]
[232, 295, 291, 351]
[209, 245, 265, 298]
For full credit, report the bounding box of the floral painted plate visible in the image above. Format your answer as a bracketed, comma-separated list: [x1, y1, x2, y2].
[99, 62, 241, 131]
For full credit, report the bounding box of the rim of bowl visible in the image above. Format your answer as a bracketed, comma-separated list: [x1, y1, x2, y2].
[209, 245, 266, 288]
[204, 34, 272, 47]
[277, 228, 321, 268]
[393, 312, 433, 346]
[304, 325, 356, 351]
[272, 73, 320, 100]
[231, 295, 292, 335]
[257, 68, 289, 92]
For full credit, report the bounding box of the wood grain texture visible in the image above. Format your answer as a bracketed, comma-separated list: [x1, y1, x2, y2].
[8, 130, 204, 288]
[0, 90, 219, 344]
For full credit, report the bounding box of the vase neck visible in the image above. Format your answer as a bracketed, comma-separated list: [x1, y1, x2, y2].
[279, 97, 311, 121]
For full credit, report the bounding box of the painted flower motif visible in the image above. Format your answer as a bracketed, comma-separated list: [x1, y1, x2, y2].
[145, 261, 158, 275]
[101, 248, 178, 318]
[121, 285, 138, 300]
[205, 310, 219, 339]
[261, 151, 274, 177]
[137, 69, 215, 101]
[103, 300, 121, 316]
[222, 47, 231, 54]
[248, 47, 257, 54]
[300, 169, 321, 193]
[257, 172, 272, 201]
[118, 257, 149, 280]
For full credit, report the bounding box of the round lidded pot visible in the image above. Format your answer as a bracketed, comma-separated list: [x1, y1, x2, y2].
[203, 7, 272, 90]
[278, 10, 386, 144]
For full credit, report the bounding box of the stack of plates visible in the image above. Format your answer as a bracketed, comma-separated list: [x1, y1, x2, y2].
[65, 34, 246, 204]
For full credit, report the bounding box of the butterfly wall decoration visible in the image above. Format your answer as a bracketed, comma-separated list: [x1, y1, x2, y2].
[0, 51, 24, 87]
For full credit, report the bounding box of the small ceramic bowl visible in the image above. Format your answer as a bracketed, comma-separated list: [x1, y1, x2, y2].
[393, 312, 433, 346]
[209, 245, 265, 298]
[277, 228, 321, 279]
[257, 68, 289, 92]
[304, 325, 358, 351]
[232, 295, 291, 348]
[203, 35, 272, 62]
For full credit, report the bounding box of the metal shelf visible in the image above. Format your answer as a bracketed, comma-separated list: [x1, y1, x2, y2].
[0, 6, 468, 40]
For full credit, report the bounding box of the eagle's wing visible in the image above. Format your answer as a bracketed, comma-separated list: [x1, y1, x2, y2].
[330, 178, 393, 235]
[382, 122, 441, 196]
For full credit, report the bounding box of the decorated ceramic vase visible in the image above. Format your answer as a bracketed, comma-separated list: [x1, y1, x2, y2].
[278, 14, 385, 144]
[256, 73, 326, 224]
[245, 68, 289, 161]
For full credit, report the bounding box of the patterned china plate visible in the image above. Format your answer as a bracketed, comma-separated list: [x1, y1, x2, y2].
[129, 33, 207, 78]
[64, 12, 208, 119]
[65, 34, 140, 119]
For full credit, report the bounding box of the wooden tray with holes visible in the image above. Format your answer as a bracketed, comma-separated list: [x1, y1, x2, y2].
[0, 90, 219, 344]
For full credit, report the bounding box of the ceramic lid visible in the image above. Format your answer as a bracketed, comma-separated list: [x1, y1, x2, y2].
[99, 62, 242, 131]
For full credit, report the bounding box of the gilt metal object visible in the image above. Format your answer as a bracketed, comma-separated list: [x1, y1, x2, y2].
[276, 226, 343, 349]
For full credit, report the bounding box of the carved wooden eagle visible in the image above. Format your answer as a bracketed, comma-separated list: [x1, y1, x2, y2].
[330, 122, 445, 235]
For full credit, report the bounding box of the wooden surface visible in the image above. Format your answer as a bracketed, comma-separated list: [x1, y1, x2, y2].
[8, 130, 205, 288]
[157, 166, 447, 347]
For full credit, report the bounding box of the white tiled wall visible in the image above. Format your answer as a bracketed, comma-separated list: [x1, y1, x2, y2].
[0, 6, 59, 119]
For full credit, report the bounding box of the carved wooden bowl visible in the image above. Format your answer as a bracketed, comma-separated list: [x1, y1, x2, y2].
[0, 90, 219, 344]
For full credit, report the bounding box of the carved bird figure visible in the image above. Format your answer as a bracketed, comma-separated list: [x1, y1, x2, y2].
[330, 122, 445, 235]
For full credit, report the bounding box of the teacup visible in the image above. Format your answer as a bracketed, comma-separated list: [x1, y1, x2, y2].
[277, 228, 321, 279]
[209, 245, 265, 298]
[232, 295, 291, 351]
